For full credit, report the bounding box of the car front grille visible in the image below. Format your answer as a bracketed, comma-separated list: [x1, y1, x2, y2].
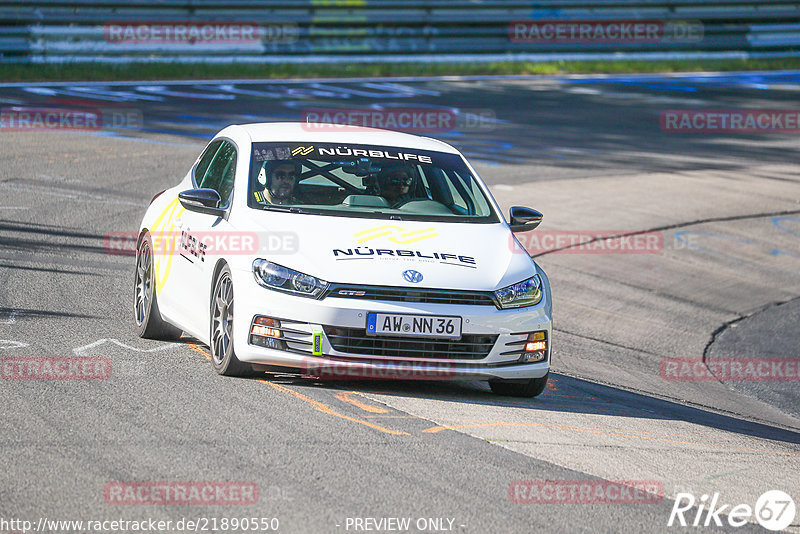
[324, 326, 497, 360]
[324, 284, 497, 307]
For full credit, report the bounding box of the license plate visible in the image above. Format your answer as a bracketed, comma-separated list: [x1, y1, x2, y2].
[366, 313, 462, 339]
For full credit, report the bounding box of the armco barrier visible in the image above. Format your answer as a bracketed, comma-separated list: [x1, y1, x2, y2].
[0, 1, 799, 63]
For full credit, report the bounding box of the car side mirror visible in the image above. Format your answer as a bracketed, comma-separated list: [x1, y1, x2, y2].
[509, 206, 543, 233]
[178, 188, 225, 217]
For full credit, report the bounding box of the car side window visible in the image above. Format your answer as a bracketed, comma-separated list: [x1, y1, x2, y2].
[198, 140, 237, 208]
[194, 140, 223, 186]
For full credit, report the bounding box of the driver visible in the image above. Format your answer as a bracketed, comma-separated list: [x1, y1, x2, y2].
[259, 161, 301, 205]
[376, 163, 415, 206]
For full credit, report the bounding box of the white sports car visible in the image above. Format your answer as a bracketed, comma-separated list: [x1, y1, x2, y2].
[135, 123, 552, 397]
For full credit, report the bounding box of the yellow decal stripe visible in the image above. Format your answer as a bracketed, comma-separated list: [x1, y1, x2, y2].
[148, 197, 184, 295]
[355, 225, 439, 244]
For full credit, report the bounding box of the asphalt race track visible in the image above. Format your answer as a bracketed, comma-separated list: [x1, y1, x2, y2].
[1, 73, 799, 533]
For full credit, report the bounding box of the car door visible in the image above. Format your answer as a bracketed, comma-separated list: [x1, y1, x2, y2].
[172, 139, 238, 338]
[151, 140, 220, 329]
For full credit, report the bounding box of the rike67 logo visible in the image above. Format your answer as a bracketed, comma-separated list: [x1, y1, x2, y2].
[668, 490, 795, 531]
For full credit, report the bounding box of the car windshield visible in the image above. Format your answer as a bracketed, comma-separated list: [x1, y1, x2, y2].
[247, 142, 498, 223]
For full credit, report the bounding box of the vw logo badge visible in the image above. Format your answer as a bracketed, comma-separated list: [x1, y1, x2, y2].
[402, 270, 423, 283]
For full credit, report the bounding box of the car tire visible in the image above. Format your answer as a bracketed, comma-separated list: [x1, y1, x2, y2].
[489, 372, 549, 398]
[210, 265, 254, 377]
[134, 233, 183, 341]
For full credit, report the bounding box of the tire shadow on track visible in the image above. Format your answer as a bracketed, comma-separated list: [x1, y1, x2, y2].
[176, 336, 800, 448]
[262, 372, 800, 446]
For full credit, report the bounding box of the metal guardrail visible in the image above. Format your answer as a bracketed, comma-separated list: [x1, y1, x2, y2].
[0, 1, 798, 63]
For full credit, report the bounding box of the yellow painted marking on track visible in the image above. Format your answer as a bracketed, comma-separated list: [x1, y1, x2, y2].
[259, 380, 408, 435]
[185, 343, 405, 435]
[422, 421, 798, 455]
[187, 341, 211, 360]
[335, 391, 389, 413]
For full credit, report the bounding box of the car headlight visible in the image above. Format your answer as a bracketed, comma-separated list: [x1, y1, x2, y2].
[253, 259, 329, 299]
[494, 274, 543, 309]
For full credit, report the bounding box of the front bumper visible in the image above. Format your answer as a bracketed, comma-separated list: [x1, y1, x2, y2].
[232, 268, 552, 381]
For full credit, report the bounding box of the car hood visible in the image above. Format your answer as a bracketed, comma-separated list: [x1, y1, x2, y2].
[242, 213, 536, 291]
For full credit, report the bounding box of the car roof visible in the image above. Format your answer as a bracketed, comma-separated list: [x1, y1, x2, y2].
[231, 122, 461, 154]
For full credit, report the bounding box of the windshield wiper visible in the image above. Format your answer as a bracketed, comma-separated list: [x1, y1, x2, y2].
[262, 205, 306, 214]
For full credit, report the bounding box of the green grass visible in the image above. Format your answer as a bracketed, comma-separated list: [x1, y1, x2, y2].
[3, 57, 799, 82]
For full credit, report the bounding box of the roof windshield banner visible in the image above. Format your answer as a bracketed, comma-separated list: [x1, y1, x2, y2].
[252, 143, 464, 169]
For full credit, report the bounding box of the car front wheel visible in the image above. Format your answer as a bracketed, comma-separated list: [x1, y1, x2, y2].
[210, 265, 254, 377]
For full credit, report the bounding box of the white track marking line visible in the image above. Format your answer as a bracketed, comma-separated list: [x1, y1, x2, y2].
[0, 339, 30, 350]
[73, 338, 176, 356]
[0, 310, 20, 324]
